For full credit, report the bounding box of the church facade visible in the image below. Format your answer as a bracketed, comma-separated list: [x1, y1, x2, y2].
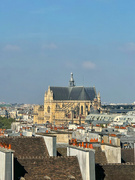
[33, 73, 101, 125]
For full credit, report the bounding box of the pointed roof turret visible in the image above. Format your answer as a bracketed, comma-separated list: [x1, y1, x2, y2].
[69, 72, 75, 87]
[97, 91, 100, 99]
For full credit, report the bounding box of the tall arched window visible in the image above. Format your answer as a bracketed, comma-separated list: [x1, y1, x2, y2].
[90, 105, 92, 110]
[81, 106, 83, 115]
[56, 104, 60, 109]
[47, 106, 50, 113]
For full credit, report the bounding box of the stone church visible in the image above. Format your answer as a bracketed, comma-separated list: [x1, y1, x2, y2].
[33, 73, 101, 125]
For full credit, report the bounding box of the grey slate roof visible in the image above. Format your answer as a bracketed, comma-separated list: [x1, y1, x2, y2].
[50, 86, 96, 101]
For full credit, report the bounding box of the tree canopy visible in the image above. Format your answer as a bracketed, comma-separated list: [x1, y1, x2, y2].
[0, 116, 15, 129]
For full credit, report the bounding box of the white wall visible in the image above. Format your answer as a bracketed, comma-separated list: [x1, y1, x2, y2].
[134, 143, 135, 163]
[43, 135, 56, 156]
[23, 131, 32, 136]
[0, 150, 14, 180]
[67, 146, 95, 180]
[101, 144, 121, 163]
[0, 151, 6, 180]
[109, 137, 120, 146]
[117, 129, 128, 135]
[5, 153, 14, 180]
[88, 133, 100, 142]
[36, 135, 56, 156]
[69, 124, 77, 130]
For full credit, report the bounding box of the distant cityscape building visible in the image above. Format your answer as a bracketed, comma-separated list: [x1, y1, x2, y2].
[33, 73, 101, 125]
[85, 113, 135, 126]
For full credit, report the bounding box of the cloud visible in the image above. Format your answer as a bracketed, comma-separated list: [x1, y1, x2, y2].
[3, 45, 21, 52]
[119, 42, 135, 53]
[42, 43, 57, 50]
[82, 61, 96, 69]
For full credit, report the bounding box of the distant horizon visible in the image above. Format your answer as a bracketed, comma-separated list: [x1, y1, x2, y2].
[1, 0, 135, 104]
[1, 100, 135, 106]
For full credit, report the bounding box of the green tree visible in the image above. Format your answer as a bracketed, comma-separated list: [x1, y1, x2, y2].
[0, 117, 15, 129]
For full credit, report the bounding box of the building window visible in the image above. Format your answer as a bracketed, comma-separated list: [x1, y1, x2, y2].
[47, 106, 50, 113]
[56, 104, 60, 109]
[81, 106, 83, 114]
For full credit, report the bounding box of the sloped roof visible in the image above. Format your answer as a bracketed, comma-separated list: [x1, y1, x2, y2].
[18, 157, 82, 180]
[0, 136, 82, 180]
[0, 137, 49, 158]
[50, 86, 96, 101]
[96, 164, 135, 180]
[93, 147, 107, 164]
[121, 148, 134, 163]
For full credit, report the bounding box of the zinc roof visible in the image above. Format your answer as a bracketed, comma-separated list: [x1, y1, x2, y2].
[50, 86, 96, 101]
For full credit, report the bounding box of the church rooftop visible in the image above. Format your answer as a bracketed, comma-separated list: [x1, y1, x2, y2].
[50, 86, 96, 101]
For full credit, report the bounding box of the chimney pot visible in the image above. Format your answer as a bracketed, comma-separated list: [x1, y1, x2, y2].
[9, 144, 11, 149]
[82, 142, 84, 147]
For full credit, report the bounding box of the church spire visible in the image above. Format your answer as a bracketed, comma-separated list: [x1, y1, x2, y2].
[69, 72, 75, 87]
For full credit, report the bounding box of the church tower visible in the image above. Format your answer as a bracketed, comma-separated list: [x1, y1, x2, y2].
[69, 72, 75, 87]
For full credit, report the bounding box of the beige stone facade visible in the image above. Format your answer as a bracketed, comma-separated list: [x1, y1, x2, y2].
[33, 105, 44, 124]
[33, 88, 101, 125]
[33, 74, 101, 125]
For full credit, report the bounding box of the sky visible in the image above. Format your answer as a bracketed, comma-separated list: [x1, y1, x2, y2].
[1, 0, 135, 104]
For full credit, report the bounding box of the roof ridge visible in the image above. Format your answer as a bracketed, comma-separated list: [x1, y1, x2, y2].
[18, 156, 78, 160]
[77, 87, 84, 100]
[78, 87, 90, 100]
[121, 148, 134, 149]
[84, 87, 91, 99]
[18, 156, 45, 159]
[0, 136, 41, 139]
[99, 162, 135, 165]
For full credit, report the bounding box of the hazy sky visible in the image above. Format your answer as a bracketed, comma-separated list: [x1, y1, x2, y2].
[1, 0, 135, 104]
